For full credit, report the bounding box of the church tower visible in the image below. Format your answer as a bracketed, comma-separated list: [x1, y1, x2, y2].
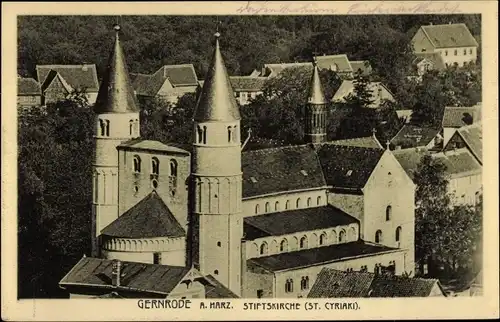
[191, 32, 243, 296]
[91, 24, 140, 256]
[304, 59, 328, 144]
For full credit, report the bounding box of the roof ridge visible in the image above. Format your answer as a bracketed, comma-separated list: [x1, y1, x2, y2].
[37, 64, 96, 68]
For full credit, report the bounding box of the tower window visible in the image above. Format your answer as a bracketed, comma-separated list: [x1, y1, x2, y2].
[375, 230, 383, 243]
[153, 252, 162, 264]
[299, 236, 308, 249]
[99, 119, 108, 136]
[285, 279, 294, 293]
[169, 159, 178, 177]
[280, 239, 288, 252]
[129, 120, 134, 135]
[203, 126, 207, 144]
[227, 126, 232, 143]
[260, 242, 268, 255]
[319, 233, 327, 245]
[386, 206, 392, 221]
[395, 226, 402, 242]
[339, 230, 346, 243]
[105, 120, 110, 137]
[300, 276, 309, 290]
[133, 155, 141, 173]
[197, 125, 203, 143]
[151, 157, 159, 175]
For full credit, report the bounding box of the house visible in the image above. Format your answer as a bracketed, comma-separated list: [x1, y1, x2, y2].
[59, 257, 238, 299]
[36, 64, 100, 105]
[130, 64, 199, 104]
[260, 62, 312, 78]
[412, 52, 446, 77]
[314, 54, 353, 76]
[350, 60, 373, 76]
[308, 267, 446, 298]
[17, 76, 42, 108]
[198, 77, 268, 105]
[390, 124, 442, 150]
[443, 122, 482, 165]
[442, 104, 482, 146]
[332, 80, 395, 108]
[393, 147, 482, 207]
[411, 23, 479, 67]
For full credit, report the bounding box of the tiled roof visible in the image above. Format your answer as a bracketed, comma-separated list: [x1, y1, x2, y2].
[230, 76, 268, 92]
[130, 64, 198, 96]
[36, 64, 99, 92]
[241, 145, 326, 198]
[17, 77, 41, 95]
[244, 205, 359, 240]
[324, 136, 383, 149]
[392, 148, 429, 180]
[59, 257, 191, 296]
[332, 80, 395, 107]
[413, 52, 446, 70]
[159, 64, 198, 86]
[390, 125, 441, 149]
[248, 240, 398, 272]
[101, 191, 186, 239]
[118, 138, 190, 154]
[204, 275, 240, 298]
[420, 23, 478, 48]
[456, 122, 482, 164]
[433, 148, 482, 178]
[263, 62, 312, 77]
[307, 268, 374, 298]
[308, 267, 444, 298]
[315, 145, 384, 190]
[130, 70, 170, 97]
[349, 60, 373, 76]
[442, 105, 481, 128]
[315, 54, 353, 73]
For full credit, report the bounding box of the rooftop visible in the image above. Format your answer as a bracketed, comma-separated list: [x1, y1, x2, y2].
[331, 80, 395, 107]
[36, 64, 99, 92]
[118, 138, 190, 154]
[322, 136, 383, 149]
[18, 77, 41, 95]
[419, 23, 478, 49]
[390, 124, 441, 149]
[413, 52, 446, 70]
[229, 76, 268, 91]
[248, 240, 399, 272]
[315, 54, 353, 73]
[442, 105, 481, 128]
[244, 205, 358, 240]
[455, 122, 482, 164]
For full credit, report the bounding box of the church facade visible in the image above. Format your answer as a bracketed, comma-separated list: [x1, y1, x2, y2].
[60, 25, 415, 299]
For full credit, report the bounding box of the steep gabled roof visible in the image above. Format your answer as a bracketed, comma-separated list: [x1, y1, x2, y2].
[331, 80, 395, 107]
[229, 76, 268, 92]
[390, 125, 441, 149]
[244, 205, 358, 240]
[17, 77, 41, 95]
[420, 23, 478, 48]
[130, 71, 169, 97]
[433, 148, 482, 178]
[442, 105, 481, 128]
[324, 136, 383, 149]
[315, 54, 353, 73]
[392, 148, 429, 180]
[413, 52, 446, 70]
[315, 145, 384, 190]
[455, 122, 482, 164]
[36, 64, 99, 92]
[158, 64, 198, 86]
[241, 145, 327, 198]
[101, 191, 185, 239]
[369, 275, 443, 297]
[204, 275, 240, 298]
[263, 62, 312, 77]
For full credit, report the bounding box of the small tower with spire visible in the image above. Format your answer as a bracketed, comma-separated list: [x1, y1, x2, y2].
[304, 58, 328, 144]
[190, 31, 243, 296]
[91, 24, 140, 256]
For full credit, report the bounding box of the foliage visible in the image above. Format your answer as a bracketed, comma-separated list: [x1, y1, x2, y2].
[344, 69, 375, 109]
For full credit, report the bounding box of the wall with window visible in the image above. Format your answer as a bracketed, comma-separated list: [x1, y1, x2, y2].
[168, 278, 206, 299]
[117, 148, 191, 229]
[448, 173, 482, 206]
[363, 151, 415, 275]
[243, 189, 328, 218]
[17, 95, 42, 107]
[243, 261, 274, 298]
[438, 46, 477, 67]
[245, 222, 359, 259]
[271, 250, 406, 298]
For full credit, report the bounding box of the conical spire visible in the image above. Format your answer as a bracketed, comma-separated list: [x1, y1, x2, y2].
[193, 32, 240, 122]
[94, 24, 139, 114]
[307, 60, 327, 105]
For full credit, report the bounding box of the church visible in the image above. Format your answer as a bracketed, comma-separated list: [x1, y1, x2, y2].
[59, 25, 415, 299]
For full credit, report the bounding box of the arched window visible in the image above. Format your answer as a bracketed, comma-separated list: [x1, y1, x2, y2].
[386, 205, 392, 221]
[280, 239, 288, 252]
[265, 202, 270, 213]
[317, 196, 322, 205]
[203, 126, 207, 144]
[296, 198, 301, 208]
[339, 230, 346, 243]
[348, 227, 356, 241]
[299, 236, 308, 249]
[129, 120, 134, 135]
[151, 157, 159, 175]
[301, 276, 309, 290]
[227, 126, 232, 142]
[255, 204, 260, 214]
[197, 126, 203, 143]
[260, 242, 268, 255]
[285, 200, 290, 210]
[133, 155, 141, 173]
[307, 197, 312, 207]
[99, 119, 106, 136]
[275, 201, 279, 211]
[395, 226, 402, 242]
[169, 159, 177, 177]
[105, 120, 110, 136]
[285, 279, 294, 293]
[319, 233, 327, 245]
[375, 230, 383, 243]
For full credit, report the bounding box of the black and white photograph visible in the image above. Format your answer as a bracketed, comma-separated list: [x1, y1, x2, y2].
[2, 1, 498, 320]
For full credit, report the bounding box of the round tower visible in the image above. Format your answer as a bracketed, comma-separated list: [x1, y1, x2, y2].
[92, 24, 140, 256]
[191, 32, 243, 296]
[304, 60, 328, 144]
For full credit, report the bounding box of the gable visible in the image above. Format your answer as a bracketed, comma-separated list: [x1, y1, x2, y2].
[365, 150, 414, 191]
[160, 64, 198, 86]
[36, 64, 99, 92]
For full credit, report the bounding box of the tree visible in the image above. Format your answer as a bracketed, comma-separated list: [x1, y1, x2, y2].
[345, 69, 374, 109]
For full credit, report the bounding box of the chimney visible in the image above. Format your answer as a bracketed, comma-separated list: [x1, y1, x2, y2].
[111, 260, 122, 287]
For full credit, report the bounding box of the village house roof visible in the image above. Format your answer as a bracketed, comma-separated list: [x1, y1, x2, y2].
[101, 191, 185, 239]
[308, 268, 445, 298]
[229, 76, 268, 92]
[315, 54, 353, 73]
[158, 64, 198, 86]
[118, 138, 190, 155]
[315, 145, 385, 190]
[59, 257, 239, 298]
[248, 241, 399, 272]
[262, 62, 312, 77]
[130, 64, 198, 97]
[442, 105, 481, 128]
[36, 64, 99, 92]
[349, 60, 373, 76]
[242, 145, 327, 198]
[413, 52, 446, 70]
[130, 71, 167, 97]
[453, 122, 482, 164]
[390, 124, 441, 149]
[419, 23, 478, 49]
[322, 135, 384, 149]
[243, 205, 359, 240]
[391, 148, 428, 180]
[17, 77, 41, 95]
[331, 80, 395, 108]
